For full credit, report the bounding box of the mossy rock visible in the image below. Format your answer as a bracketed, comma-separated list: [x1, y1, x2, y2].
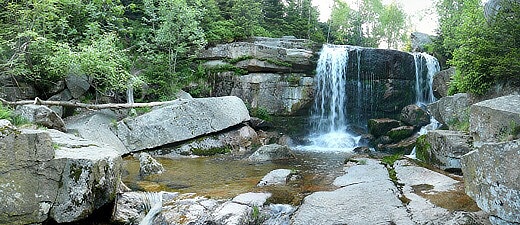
[368, 118, 401, 137]
[387, 126, 415, 143]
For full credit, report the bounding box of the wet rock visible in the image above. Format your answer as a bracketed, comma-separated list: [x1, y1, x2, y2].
[248, 144, 296, 162]
[387, 126, 415, 143]
[112, 192, 157, 223]
[394, 160, 488, 224]
[114, 96, 250, 152]
[368, 118, 401, 137]
[353, 146, 372, 154]
[258, 169, 294, 186]
[139, 152, 165, 176]
[293, 158, 413, 225]
[462, 140, 520, 224]
[416, 130, 473, 171]
[428, 93, 471, 128]
[432, 67, 455, 99]
[400, 104, 430, 128]
[65, 74, 91, 99]
[14, 105, 66, 131]
[211, 202, 252, 225]
[232, 192, 272, 207]
[263, 204, 295, 225]
[470, 95, 520, 142]
[65, 110, 128, 154]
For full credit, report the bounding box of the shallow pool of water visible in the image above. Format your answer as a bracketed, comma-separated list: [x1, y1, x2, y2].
[122, 150, 352, 201]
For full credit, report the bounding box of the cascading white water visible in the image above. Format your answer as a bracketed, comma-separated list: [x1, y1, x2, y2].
[413, 53, 440, 107]
[138, 192, 163, 225]
[408, 52, 441, 158]
[305, 45, 360, 151]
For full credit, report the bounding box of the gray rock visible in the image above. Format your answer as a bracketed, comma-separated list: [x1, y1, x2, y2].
[65, 74, 91, 99]
[139, 152, 165, 176]
[216, 73, 315, 115]
[394, 160, 488, 224]
[14, 104, 66, 131]
[198, 38, 315, 72]
[258, 169, 294, 186]
[232, 192, 272, 207]
[249, 117, 273, 130]
[47, 130, 122, 223]
[0, 75, 38, 101]
[211, 202, 252, 225]
[0, 126, 122, 224]
[47, 89, 73, 117]
[114, 96, 250, 152]
[470, 95, 520, 142]
[387, 126, 415, 143]
[111, 192, 152, 224]
[462, 141, 520, 224]
[152, 125, 258, 157]
[416, 130, 473, 171]
[292, 158, 413, 225]
[263, 204, 295, 225]
[411, 32, 434, 52]
[248, 144, 296, 162]
[428, 93, 471, 128]
[432, 67, 455, 99]
[368, 118, 401, 137]
[400, 104, 430, 127]
[235, 59, 291, 73]
[65, 110, 128, 154]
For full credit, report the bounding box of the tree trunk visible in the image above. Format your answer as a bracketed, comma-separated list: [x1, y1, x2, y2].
[0, 97, 177, 110]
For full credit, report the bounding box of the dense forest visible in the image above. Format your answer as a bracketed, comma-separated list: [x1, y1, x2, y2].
[0, 0, 518, 102]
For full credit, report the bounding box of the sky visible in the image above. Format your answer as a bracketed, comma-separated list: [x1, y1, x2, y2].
[311, 0, 439, 35]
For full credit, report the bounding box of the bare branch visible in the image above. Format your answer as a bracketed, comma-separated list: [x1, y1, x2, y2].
[0, 97, 177, 110]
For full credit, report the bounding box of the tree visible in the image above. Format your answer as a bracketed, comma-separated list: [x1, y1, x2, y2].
[230, 0, 266, 39]
[377, 2, 408, 49]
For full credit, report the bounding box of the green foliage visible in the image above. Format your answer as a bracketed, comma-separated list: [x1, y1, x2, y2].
[0, 103, 29, 126]
[328, 0, 409, 48]
[249, 106, 272, 121]
[381, 153, 402, 166]
[436, 0, 520, 95]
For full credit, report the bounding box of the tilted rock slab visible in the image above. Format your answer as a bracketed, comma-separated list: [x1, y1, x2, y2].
[470, 94, 520, 142]
[462, 140, 520, 224]
[114, 96, 250, 152]
[292, 158, 413, 225]
[0, 121, 122, 224]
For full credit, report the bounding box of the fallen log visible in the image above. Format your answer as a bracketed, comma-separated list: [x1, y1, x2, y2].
[0, 97, 177, 110]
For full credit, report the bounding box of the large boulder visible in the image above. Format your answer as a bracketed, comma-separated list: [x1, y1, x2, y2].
[368, 118, 401, 137]
[14, 104, 66, 131]
[432, 67, 455, 99]
[215, 73, 315, 115]
[462, 141, 520, 224]
[415, 130, 473, 171]
[0, 122, 122, 224]
[428, 93, 471, 128]
[65, 74, 91, 99]
[65, 110, 128, 154]
[470, 95, 520, 142]
[257, 169, 295, 187]
[114, 96, 250, 152]
[400, 104, 430, 128]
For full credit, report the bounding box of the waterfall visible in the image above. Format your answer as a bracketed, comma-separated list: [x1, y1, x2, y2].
[413, 53, 440, 107]
[305, 45, 360, 151]
[138, 192, 163, 225]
